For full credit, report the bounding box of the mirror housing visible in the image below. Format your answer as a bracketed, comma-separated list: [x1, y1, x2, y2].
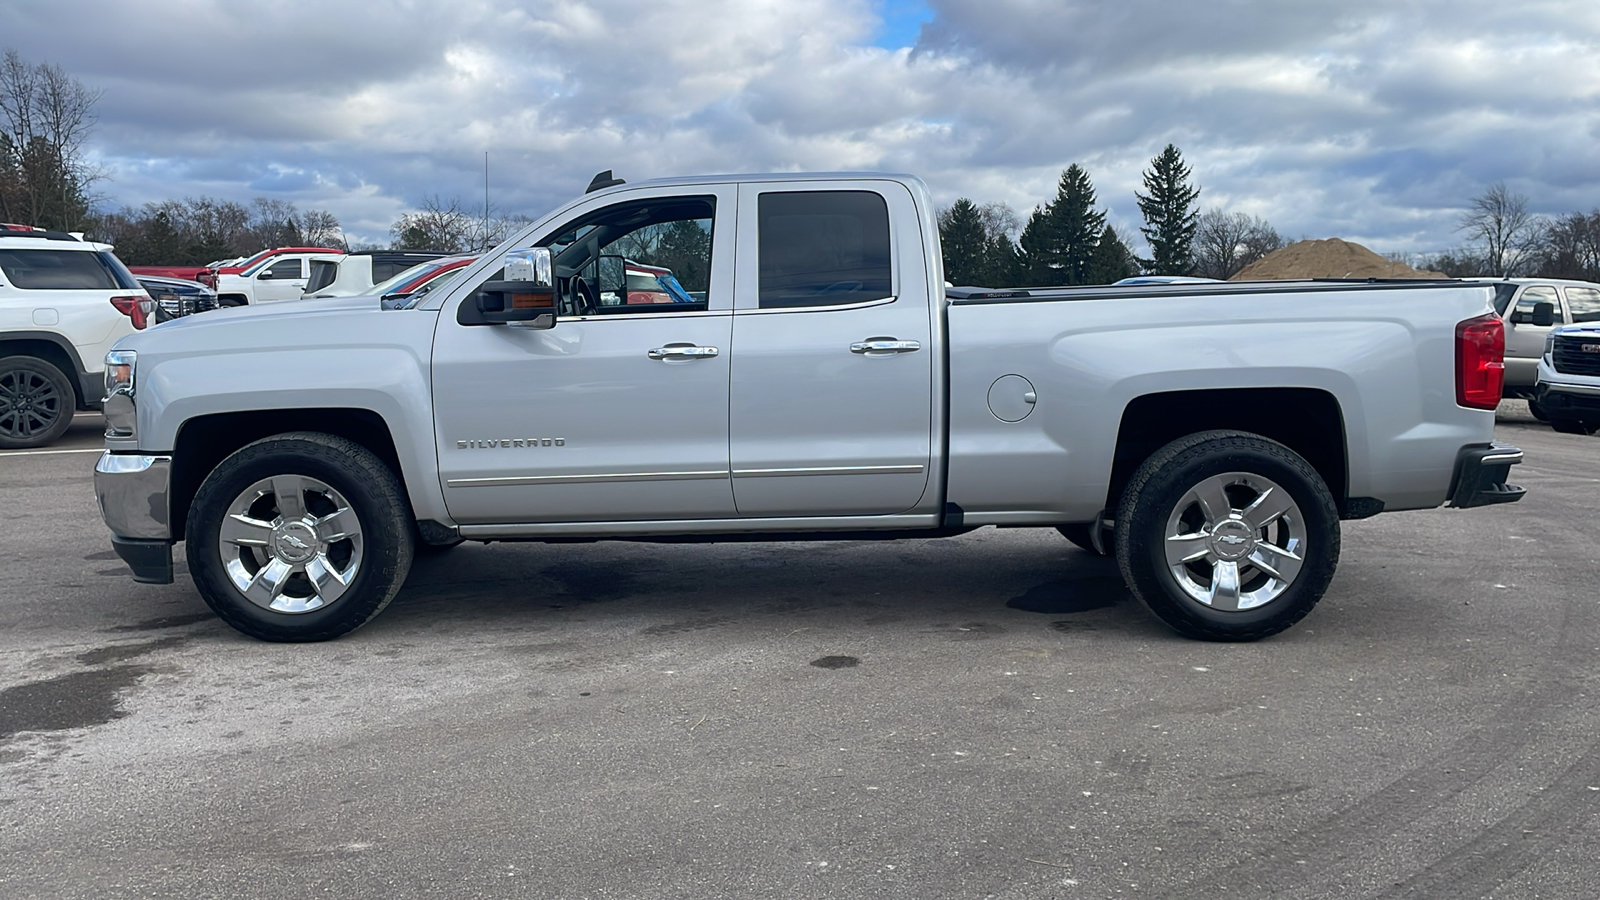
[256, 270, 274, 280]
[458, 247, 557, 327]
[1530, 301, 1555, 327]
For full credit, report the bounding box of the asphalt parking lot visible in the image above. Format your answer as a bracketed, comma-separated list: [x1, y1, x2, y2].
[1, 405, 1596, 899]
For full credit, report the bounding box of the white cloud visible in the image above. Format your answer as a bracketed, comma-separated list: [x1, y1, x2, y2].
[7, 0, 1598, 254]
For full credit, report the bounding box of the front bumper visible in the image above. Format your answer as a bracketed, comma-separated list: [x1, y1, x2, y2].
[94, 451, 175, 584]
[1447, 442, 1526, 509]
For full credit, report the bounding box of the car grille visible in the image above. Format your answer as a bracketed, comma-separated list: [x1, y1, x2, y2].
[156, 294, 220, 317]
[1552, 335, 1600, 376]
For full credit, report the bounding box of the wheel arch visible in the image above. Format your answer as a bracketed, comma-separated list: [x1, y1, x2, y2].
[170, 409, 407, 541]
[0, 332, 91, 408]
[1106, 387, 1348, 519]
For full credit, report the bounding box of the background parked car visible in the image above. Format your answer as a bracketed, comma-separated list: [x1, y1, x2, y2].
[302, 250, 448, 300]
[135, 275, 219, 323]
[1470, 277, 1600, 417]
[0, 229, 149, 448]
[372, 255, 479, 308]
[212, 247, 345, 306]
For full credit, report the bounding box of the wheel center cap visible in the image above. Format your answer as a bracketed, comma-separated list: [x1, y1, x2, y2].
[272, 521, 319, 564]
[1210, 519, 1256, 561]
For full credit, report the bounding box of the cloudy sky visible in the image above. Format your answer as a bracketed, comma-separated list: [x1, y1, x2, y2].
[6, 0, 1598, 256]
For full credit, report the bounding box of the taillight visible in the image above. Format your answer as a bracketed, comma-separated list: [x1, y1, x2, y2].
[1455, 313, 1505, 410]
[110, 294, 151, 330]
[199, 269, 217, 288]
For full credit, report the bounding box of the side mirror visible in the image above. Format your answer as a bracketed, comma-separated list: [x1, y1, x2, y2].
[257, 270, 274, 280]
[457, 247, 557, 328]
[1530, 301, 1555, 327]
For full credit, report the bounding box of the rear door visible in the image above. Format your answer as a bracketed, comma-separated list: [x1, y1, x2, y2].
[727, 181, 936, 518]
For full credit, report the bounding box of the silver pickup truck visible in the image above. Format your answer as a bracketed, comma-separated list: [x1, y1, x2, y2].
[93, 172, 1525, 643]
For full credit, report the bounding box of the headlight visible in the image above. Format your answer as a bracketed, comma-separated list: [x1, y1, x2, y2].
[103, 350, 137, 439]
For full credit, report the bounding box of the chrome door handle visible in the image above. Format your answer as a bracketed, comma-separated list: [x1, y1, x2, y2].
[850, 339, 921, 354]
[648, 344, 720, 360]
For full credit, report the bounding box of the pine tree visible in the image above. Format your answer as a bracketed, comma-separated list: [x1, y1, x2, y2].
[1087, 225, 1136, 284]
[938, 198, 989, 286]
[1136, 144, 1201, 275]
[1020, 165, 1106, 286]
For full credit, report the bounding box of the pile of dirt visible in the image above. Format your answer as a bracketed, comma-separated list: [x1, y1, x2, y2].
[1230, 238, 1447, 281]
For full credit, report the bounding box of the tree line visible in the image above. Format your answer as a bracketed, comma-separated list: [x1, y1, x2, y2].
[939, 145, 1287, 287]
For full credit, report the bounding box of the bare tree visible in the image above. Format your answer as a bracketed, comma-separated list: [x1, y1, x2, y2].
[390, 195, 528, 253]
[1192, 208, 1284, 280]
[0, 49, 102, 230]
[299, 209, 346, 250]
[1458, 182, 1543, 277]
[390, 195, 475, 252]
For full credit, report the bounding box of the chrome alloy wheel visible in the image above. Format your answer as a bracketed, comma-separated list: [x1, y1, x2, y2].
[218, 474, 364, 614]
[1162, 471, 1306, 612]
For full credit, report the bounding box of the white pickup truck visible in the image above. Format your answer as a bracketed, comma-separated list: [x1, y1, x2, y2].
[94, 172, 1525, 643]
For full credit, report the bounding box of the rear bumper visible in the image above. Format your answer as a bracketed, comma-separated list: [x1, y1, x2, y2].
[94, 451, 175, 584]
[1447, 442, 1526, 509]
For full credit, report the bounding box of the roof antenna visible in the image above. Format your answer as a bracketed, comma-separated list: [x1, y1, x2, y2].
[586, 170, 625, 193]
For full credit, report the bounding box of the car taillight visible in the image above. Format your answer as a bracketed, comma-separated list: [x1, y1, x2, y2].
[110, 294, 151, 330]
[1455, 313, 1505, 410]
[199, 269, 217, 288]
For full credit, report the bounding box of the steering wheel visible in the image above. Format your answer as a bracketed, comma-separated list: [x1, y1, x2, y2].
[572, 276, 599, 315]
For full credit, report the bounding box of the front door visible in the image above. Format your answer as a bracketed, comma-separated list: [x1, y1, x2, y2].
[727, 181, 936, 518]
[254, 256, 308, 302]
[1505, 284, 1562, 388]
[432, 186, 737, 524]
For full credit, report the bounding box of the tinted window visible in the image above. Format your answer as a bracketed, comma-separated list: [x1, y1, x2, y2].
[1491, 282, 1517, 315]
[758, 191, 891, 309]
[263, 258, 302, 279]
[372, 261, 406, 283]
[1565, 286, 1600, 323]
[305, 260, 339, 293]
[1511, 285, 1562, 324]
[0, 248, 121, 289]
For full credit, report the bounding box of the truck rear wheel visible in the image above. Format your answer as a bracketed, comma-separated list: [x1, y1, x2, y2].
[0, 355, 76, 449]
[186, 432, 414, 642]
[1114, 430, 1339, 641]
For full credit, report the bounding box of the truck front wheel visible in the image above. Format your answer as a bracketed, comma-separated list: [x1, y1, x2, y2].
[186, 432, 414, 641]
[1114, 431, 1340, 641]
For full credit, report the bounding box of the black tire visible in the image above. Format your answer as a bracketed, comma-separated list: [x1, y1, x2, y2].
[1114, 430, 1340, 642]
[186, 432, 414, 642]
[0, 355, 77, 449]
[1526, 397, 1550, 423]
[1056, 523, 1110, 556]
[1549, 418, 1599, 435]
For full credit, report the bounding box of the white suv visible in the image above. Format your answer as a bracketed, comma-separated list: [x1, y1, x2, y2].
[0, 231, 151, 448]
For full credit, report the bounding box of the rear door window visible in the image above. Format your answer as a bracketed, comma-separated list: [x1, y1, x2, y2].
[1564, 286, 1600, 323]
[0, 248, 122, 289]
[756, 191, 892, 309]
[305, 260, 339, 293]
